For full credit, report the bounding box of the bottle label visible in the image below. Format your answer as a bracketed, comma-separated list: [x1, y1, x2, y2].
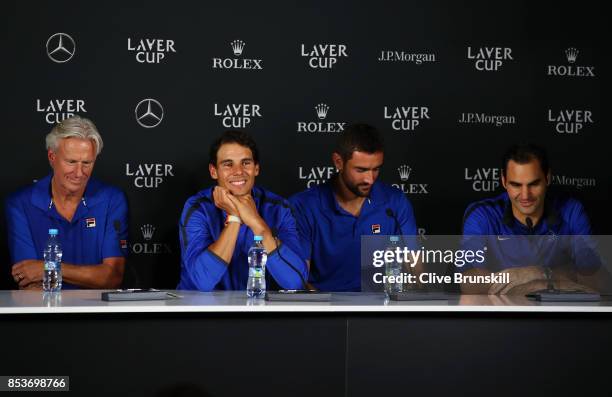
[249, 268, 264, 278]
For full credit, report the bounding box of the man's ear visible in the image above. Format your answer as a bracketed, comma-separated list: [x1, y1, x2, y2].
[332, 152, 343, 171]
[209, 163, 218, 180]
[501, 172, 507, 189]
[47, 149, 55, 166]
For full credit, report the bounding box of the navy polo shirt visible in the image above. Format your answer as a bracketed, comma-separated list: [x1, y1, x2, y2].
[461, 192, 599, 272]
[289, 180, 418, 292]
[5, 174, 129, 288]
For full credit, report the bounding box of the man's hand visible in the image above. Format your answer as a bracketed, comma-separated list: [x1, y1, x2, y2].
[212, 186, 240, 216]
[12, 260, 44, 289]
[488, 265, 545, 295]
[227, 194, 268, 235]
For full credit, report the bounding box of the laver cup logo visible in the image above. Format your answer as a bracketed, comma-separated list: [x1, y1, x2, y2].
[135, 99, 164, 128]
[547, 109, 593, 134]
[46, 33, 75, 63]
[125, 163, 174, 188]
[297, 103, 346, 133]
[127, 37, 176, 63]
[467, 46, 513, 71]
[214, 103, 262, 128]
[464, 168, 500, 192]
[212, 40, 263, 70]
[300, 43, 348, 69]
[36, 99, 86, 124]
[547, 47, 595, 77]
[384, 106, 430, 132]
[298, 165, 337, 188]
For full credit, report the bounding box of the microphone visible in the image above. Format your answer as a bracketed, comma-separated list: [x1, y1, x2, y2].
[386, 209, 401, 236]
[270, 227, 311, 291]
[525, 217, 534, 234]
[113, 220, 121, 233]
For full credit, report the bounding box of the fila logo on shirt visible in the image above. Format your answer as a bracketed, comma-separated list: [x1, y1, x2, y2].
[547, 47, 595, 77]
[127, 37, 177, 64]
[85, 218, 96, 228]
[213, 103, 262, 128]
[36, 99, 86, 124]
[392, 165, 429, 195]
[212, 40, 263, 70]
[466, 46, 513, 71]
[300, 43, 348, 69]
[371, 224, 381, 234]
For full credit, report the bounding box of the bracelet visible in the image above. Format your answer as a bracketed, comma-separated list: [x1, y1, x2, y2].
[225, 215, 242, 225]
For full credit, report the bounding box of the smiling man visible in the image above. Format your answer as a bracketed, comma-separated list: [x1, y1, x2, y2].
[460, 144, 599, 294]
[177, 130, 307, 291]
[289, 124, 418, 291]
[5, 116, 128, 289]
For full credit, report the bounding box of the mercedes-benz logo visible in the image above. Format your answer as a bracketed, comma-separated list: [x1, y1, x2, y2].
[46, 33, 76, 63]
[135, 99, 164, 128]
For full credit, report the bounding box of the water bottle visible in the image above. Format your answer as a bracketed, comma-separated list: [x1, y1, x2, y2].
[384, 235, 403, 296]
[43, 229, 63, 292]
[247, 235, 267, 298]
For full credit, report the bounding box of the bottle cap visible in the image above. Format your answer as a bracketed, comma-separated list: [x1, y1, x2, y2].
[254, 235, 263, 241]
[48, 229, 59, 235]
[390, 235, 399, 242]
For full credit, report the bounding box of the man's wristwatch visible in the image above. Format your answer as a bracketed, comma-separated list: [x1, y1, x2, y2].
[543, 266, 554, 290]
[225, 215, 242, 226]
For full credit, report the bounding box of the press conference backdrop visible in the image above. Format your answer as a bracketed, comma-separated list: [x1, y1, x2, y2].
[1, 1, 609, 289]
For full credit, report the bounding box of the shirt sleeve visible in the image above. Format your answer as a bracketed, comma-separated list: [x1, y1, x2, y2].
[101, 189, 129, 259]
[265, 205, 309, 289]
[288, 196, 313, 262]
[566, 200, 601, 273]
[460, 205, 489, 271]
[395, 194, 418, 251]
[177, 199, 229, 291]
[5, 194, 38, 264]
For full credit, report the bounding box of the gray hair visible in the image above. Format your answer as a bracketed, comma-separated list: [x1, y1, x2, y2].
[45, 116, 104, 156]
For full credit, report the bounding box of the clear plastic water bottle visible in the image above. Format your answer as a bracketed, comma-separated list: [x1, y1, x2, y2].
[384, 235, 403, 296]
[43, 229, 63, 292]
[247, 235, 267, 298]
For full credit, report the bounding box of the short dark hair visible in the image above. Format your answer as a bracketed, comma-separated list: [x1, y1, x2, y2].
[501, 143, 549, 177]
[334, 123, 384, 162]
[208, 130, 260, 166]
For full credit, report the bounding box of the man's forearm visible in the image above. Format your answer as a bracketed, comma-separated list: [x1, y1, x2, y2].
[460, 268, 495, 294]
[62, 260, 124, 289]
[208, 222, 241, 264]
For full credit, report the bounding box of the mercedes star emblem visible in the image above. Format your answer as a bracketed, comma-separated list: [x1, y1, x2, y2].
[135, 99, 164, 128]
[46, 33, 76, 63]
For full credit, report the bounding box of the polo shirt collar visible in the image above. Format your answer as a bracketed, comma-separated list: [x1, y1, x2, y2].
[319, 176, 388, 215]
[502, 192, 561, 230]
[30, 173, 103, 213]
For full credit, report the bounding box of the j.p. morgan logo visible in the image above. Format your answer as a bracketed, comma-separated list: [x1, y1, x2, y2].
[464, 168, 500, 192]
[125, 163, 174, 188]
[458, 112, 516, 127]
[384, 106, 430, 131]
[46, 33, 75, 63]
[131, 224, 172, 254]
[135, 99, 164, 128]
[392, 165, 429, 195]
[127, 37, 176, 63]
[467, 46, 513, 71]
[212, 40, 263, 70]
[547, 48, 595, 77]
[213, 103, 262, 128]
[378, 49, 436, 65]
[297, 103, 346, 133]
[547, 109, 593, 134]
[298, 165, 337, 188]
[300, 43, 348, 69]
[552, 174, 596, 189]
[36, 99, 86, 124]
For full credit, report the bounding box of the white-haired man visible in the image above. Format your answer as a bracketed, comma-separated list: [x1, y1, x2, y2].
[5, 116, 128, 289]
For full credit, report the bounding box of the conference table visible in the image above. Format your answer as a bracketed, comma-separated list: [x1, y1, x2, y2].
[2, 290, 611, 396]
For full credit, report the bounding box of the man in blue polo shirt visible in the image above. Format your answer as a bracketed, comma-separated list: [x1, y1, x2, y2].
[461, 144, 600, 294]
[177, 130, 308, 291]
[5, 116, 128, 289]
[289, 124, 418, 292]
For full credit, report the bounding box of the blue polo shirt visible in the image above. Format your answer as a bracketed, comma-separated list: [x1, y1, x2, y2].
[177, 186, 308, 292]
[289, 180, 418, 292]
[5, 174, 129, 289]
[461, 192, 599, 272]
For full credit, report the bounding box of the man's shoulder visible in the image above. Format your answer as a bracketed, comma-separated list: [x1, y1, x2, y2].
[374, 181, 407, 202]
[254, 186, 291, 209]
[463, 193, 507, 222]
[183, 187, 214, 209]
[289, 183, 325, 207]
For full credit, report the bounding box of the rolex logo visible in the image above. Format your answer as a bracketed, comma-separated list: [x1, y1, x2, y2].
[141, 224, 155, 241]
[398, 165, 412, 181]
[231, 40, 245, 56]
[565, 47, 578, 64]
[315, 103, 329, 120]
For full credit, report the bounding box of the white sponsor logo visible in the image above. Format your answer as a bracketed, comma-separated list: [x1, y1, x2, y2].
[298, 166, 337, 188]
[547, 47, 595, 77]
[300, 43, 348, 69]
[46, 33, 75, 63]
[384, 106, 430, 132]
[36, 99, 86, 124]
[464, 168, 500, 192]
[378, 50, 436, 65]
[135, 99, 164, 128]
[125, 163, 174, 188]
[212, 40, 263, 70]
[392, 165, 429, 195]
[213, 103, 262, 128]
[458, 112, 516, 127]
[127, 37, 176, 63]
[297, 103, 346, 133]
[467, 46, 513, 71]
[551, 174, 596, 189]
[547, 109, 593, 134]
[131, 224, 172, 254]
